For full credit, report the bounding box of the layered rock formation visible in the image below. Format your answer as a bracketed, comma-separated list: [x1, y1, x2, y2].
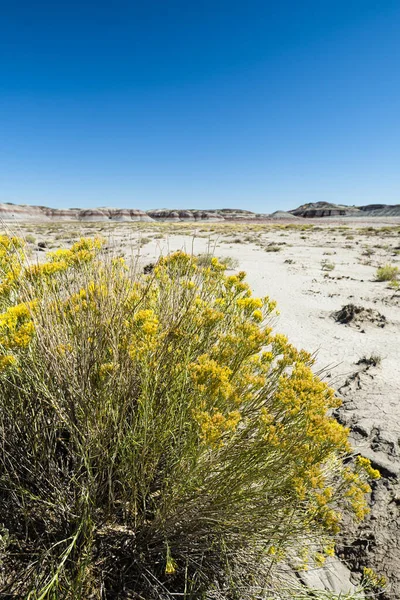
[146, 208, 261, 221]
[77, 208, 153, 222]
[147, 209, 221, 221]
[0, 204, 261, 222]
[0, 204, 77, 221]
[358, 204, 400, 217]
[0, 204, 152, 222]
[289, 201, 400, 218]
[269, 210, 300, 220]
[289, 202, 361, 218]
[1, 201, 400, 222]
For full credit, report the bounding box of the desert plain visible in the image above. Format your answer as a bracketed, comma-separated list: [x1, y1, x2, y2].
[1, 215, 400, 597]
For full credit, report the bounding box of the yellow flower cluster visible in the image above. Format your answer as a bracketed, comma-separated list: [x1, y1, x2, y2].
[193, 409, 241, 447]
[128, 309, 160, 361]
[0, 235, 24, 300]
[190, 354, 233, 400]
[0, 236, 108, 376]
[323, 542, 335, 557]
[0, 302, 36, 349]
[362, 567, 386, 589]
[26, 237, 104, 281]
[236, 296, 263, 311]
[355, 455, 381, 480]
[193, 297, 225, 327]
[156, 250, 198, 280]
[133, 309, 159, 336]
[314, 552, 326, 567]
[98, 362, 117, 379]
[56, 343, 73, 355]
[0, 354, 17, 372]
[338, 457, 380, 521]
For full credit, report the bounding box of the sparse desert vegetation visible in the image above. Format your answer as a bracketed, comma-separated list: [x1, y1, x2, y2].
[375, 263, 399, 282]
[321, 260, 335, 271]
[196, 253, 239, 269]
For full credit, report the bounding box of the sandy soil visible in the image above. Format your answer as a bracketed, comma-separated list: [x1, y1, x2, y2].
[2, 216, 400, 596]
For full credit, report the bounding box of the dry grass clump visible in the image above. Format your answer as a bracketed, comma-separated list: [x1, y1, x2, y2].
[321, 260, 335, 271]
[196, 253, 239, 269]
[265, 245, 282, 253]
[388, 279, 400, 290]
[375, 263, 399, 282]
[138, 235, 152, 246]
[356, 354, 382, 368]
[362, 247, 374, 257]
[0, 236, 379, 599]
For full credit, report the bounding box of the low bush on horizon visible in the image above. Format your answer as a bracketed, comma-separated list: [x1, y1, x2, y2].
[0, 236, 380, 599]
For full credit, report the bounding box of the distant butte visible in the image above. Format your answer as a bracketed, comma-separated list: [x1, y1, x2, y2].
[0, 201, 399, 221]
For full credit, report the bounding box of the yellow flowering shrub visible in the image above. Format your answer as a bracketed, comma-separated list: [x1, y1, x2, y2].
[0, 241, 379, 599]
[362, 567, 387, 591]
[0, 235, 25, 304]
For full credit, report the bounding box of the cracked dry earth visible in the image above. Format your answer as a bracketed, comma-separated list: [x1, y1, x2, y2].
[335, 368, 400, 599]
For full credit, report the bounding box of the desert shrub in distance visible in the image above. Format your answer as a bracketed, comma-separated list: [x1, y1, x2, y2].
[376, 263, 399, 281]
[0, 236, 379, 599]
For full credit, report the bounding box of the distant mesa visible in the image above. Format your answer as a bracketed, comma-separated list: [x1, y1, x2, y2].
[289, 202, 360, 218]
[77, 208, 153, 222]
[1, 201, 400, 222]
[357, 203, 400, 217]
[0, 204, 264, 223]
[269, 210, 300, 220]
[146, 208, 258, 221]
[0, 204, 152, 222]
[288, 201, 400, 218]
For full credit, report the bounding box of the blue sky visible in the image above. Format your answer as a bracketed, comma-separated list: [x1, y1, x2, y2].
[1, 1, 400, 212]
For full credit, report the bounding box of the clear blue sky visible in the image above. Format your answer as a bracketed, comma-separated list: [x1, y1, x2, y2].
[1, 1, 400, 212]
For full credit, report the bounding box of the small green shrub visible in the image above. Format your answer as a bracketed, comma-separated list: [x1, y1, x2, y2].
[139, 236, 152, 246]
[388, 279, 400, 290]
[25, 234, 36, 244]
[376, 264, 399, 281]
[265, 245, 281, 252]
[0, 237, 378, 598]
[362, 247, 374, 257]
[197, 253, 239, 269]
[321, 260, 335, 271]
